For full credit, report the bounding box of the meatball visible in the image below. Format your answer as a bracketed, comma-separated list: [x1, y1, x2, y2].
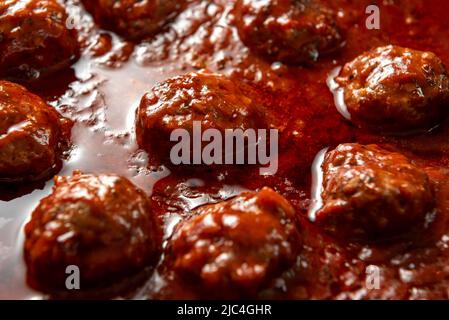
[0, 0, 80, 80]
[136, 71, 266, 166]
[167, 187, 301, 298]
[24, 173, 160, 292]
[0, 81, 70, 183]
[314, 144, 434, 240]
[336, 45, 449, 134]
[233, 0, 343, 65]
[82, 0, 187, 40]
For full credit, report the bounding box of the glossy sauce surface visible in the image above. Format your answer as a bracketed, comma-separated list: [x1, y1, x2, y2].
[2, 0, 449, 299]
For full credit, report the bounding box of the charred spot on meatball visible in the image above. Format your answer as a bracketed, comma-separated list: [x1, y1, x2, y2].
[0, 0, 80, 81]
[233, 0, 343, 65]
[81, 0, 188, 40]
[314, 144, 434, 240]
[24, 173, 161, 292]
[166, 187, 301, 298]
[135, 70, 267, 167]
[336, 45, 449, 134]
[0, 80, 71, 183]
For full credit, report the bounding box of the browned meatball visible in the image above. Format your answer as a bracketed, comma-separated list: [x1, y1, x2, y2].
[336, 45, 449, 134]
[166, 187, 301, 298]
[24, 173, 160, 292]
[0, 0, 80, 80]
[0, 81, 70, 183]
[82, 0, 188, 40]
[135, 71, 266, 166]
[233, 0, 343, 65]
[314, 144, 434, 240]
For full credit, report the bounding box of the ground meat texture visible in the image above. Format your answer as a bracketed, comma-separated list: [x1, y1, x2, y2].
[0, 0, 80, 80]
[315, 144, 434, 240]
[24, 173, 160, 292]
[0, 80, 70, 183]
[81, 0, 187, 40]
[166, 187, 301, 299]
[336, 45, 449, 134]
[135, 71, 266, 166]
[233, 0, 343, 65]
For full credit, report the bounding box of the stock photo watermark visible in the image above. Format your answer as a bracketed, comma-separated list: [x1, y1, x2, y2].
[366, 265, 381, 290]
[65, 265, 80, 290]
[366, 5, 380, 30]
[63, 264, 382, 292]
[169, 121, 279, 175]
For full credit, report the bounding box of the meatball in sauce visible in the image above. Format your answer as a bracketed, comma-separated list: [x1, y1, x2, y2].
[165, 187, 301, 299]
[136, 70, 267, 167]
[81, 0, 188, 40]
[335, 45, 449, 134]
[314, 144, 434, 240]
[0, 0, 80, 80]
[24, 173, 161, 293]
[0, 80, 70, 183]
[233, 0, 343, 65]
